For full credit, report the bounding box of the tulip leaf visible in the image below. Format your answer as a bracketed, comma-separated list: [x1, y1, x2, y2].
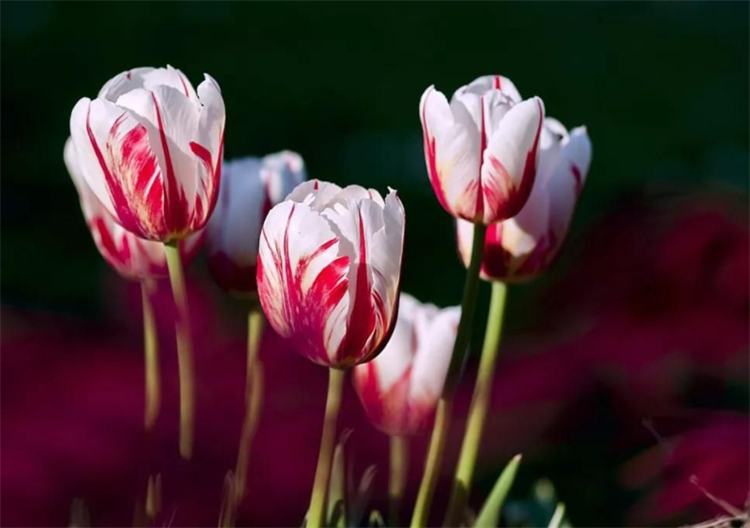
[474, 454, 522, 528]
[348, 464, 378, 527]
[327, 442, 347, 527]
[547, 502, 566, 528]
[368, 510, 386, 528]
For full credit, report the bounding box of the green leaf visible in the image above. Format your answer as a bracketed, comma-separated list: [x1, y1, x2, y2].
[368, 510, 385, 528]
[547, 503, 566, 528]
[327, 430, 352, 527]
[474, 454, 522, 528]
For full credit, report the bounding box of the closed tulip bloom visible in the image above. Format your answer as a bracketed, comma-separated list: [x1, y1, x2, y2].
[457, 118, 592, 282]
[206, 151, 306, 295]
[64, 138, 203, 280]
[69, 65, 225, 242]
[257, 180, 405, 368]
[353, 293, 460, 436]
[420, 74, 545, 225]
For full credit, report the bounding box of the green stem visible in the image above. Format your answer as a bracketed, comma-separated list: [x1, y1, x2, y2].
[410, 398, 451, 528]
[164, 242, 196, 460]
[233, 307, 265, 502]
[389, 435, 409, 527]
[308, 368, 345, 528]
[444, 281, 508, 527]
[142, 279, 161, 431]
[443, 223, 488, 395]
[410, 222, 487, 528]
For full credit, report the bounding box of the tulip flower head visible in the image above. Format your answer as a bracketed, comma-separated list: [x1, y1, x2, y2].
[69, 65, 226, 242]
[64, 138, 203, 280]
[353, 293, 460, 436]
[457, 118, 592, 282]
[257, 180, 405, 368]
[207, 151, 306, 295]
[420, 75, 545, 225]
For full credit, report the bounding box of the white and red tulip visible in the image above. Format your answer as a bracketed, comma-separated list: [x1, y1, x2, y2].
[68, 65, 225, 242]
[257, 180, 405, 368]
[353, 293, 460, 436]
[65, 138, 202, 280]
[420, 74, 545, 225]
[457, 118, 592, 282]
[206, 151, 306, 295]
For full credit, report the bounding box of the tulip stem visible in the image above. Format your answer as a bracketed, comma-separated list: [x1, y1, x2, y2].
[410, 397, 451, 528]
[142, 279, 161, 431]
[444, 222, 487, 394]
[164, 242, 196, 460]
[411, 221, 487, 528]
[389, 435, 409, 527]
[443, 281, 508, 527]
[308, 367, 345, 528]
[233, 303, 265, 503]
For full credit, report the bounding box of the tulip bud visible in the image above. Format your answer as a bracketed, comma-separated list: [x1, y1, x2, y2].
[65, 138, 202, 280]
[206, 151, 306, 295]
[257, 180, 405, 368]
[457, 118, 592, 282]
[68, 65, 226, 242]
[353, 293, 460, 436]
[419, 75, 545, 225]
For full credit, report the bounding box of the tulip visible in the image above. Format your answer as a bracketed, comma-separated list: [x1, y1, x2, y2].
[205, 151, 305, 509]
[419, 74, 545, 225]
[444, 118, 592, 526]
[412, 74, 542, 527]
[69, 65, 224, 458]
[68, 65, 225, 243]
[207, 151, 306, 295]
[257, 179, 405, 369]
[354, 293, 459, 526]
[257, 179, 405, 528]
[64, 138, 203, 281]
[64, 136, 200, 434]
[456, 118, 593, 283]
[353, 293, 460, 436]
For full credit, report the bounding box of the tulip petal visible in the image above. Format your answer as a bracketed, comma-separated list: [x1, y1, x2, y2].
[420, 86, 483, 221]
[410, 305, 459, 402]
[547, 126, 591, 239]
[258, 201, 350, 365]
[142, 65, 200, 105]
[455, 74, 522, 103]
[481, 96, 545, 223]
[70, 97, 168, 239]
[207, 158, 267, 268]
[97, 67, 155, 101]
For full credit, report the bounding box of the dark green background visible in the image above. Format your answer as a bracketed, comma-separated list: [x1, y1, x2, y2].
[2, 1, 748, 314]
[1, 2, 748, 526]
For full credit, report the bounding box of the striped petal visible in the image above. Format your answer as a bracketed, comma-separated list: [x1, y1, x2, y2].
[69, 66, 225, 242]
[258, 182, 405, 368]
[456, 118, 591, 282]
[64, 137, 202, 280]
[70, 97, 167, 240]
[481, 97, 545, 223]
[454, 74, 522, 103]
[207, 152, 306, 294]
[420, 86, 481, 221]
[353, 293, 459, 436]
[420, 77, 545, 225]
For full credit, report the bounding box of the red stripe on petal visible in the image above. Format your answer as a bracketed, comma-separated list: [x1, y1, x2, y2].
[571, 163, 583, 196]
[421, 89, 451, 213]
[87, 105, 156, 238]
[475, 95, 487, 220]
[336, 207, 377, 365]
[152, 93, 190, 238]
[494, 76, 502, 90]
[178, 73, 190, 98]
